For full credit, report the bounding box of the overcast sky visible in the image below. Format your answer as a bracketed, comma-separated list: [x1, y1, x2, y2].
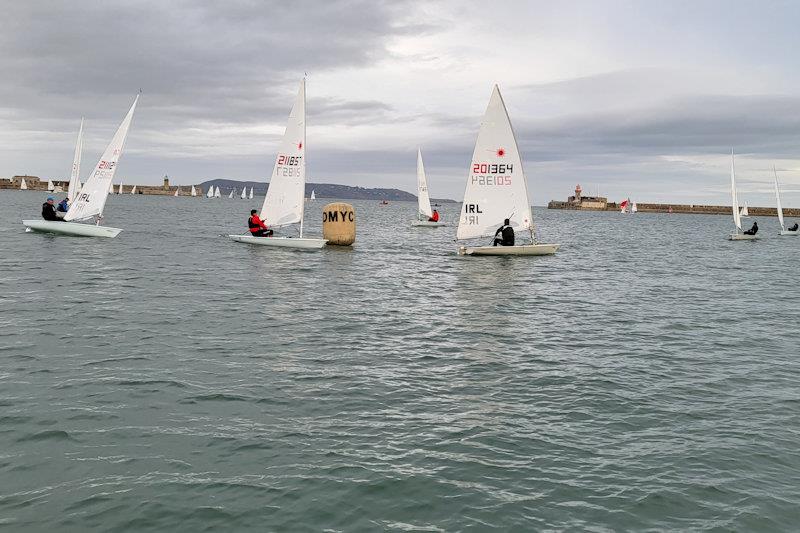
[3, 0, 800, 204]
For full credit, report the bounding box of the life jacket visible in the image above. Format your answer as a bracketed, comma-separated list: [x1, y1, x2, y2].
[430, 211, 439, 222]
[248, 215, 263, 233]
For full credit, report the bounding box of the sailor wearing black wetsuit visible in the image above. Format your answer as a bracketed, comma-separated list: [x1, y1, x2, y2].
[789, 223, 799, 231]
[743, 221, 758, 235]
[41, 197, 62, 221]
[493, 219, 515, 246]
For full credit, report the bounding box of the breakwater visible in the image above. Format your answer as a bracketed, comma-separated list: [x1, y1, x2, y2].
[547, 200, 800, 217]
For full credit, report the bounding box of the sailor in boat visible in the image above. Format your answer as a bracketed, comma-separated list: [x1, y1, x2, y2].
[743, 221, 758, 235]
[56, 197, 69, 218]
[493, 219, 515, 246]
[248, 209, 273, 237]
[788, 222, 799, 231]
[428, 209, 440, 222]
[41, 197, 64, 222]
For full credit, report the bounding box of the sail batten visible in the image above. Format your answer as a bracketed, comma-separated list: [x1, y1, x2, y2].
[65, 96, 138, 222]
[457, 85, 533, 241]
[260, 79, 307, 228]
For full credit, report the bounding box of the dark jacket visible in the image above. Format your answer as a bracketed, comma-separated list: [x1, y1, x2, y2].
[495, 224, 515, 246]
[57, 199, 69, 212]
[42, 202, 60, 221]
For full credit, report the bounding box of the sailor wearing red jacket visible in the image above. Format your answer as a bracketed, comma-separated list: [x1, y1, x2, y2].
[428, 209, 440, 222]
[248, 209, 273, 237]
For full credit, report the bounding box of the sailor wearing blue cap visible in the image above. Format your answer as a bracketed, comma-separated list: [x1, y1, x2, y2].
[42, 196, 62, 221]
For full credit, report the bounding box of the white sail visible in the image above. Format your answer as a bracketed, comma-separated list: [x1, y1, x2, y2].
[130, 185, 137, 195]
[174, 187, 179, 197]
[228, 189, 235, 199]
[731, 150, 742, 231]
[65, 95, 139, 222]
[214, 186, 221, 198]
[249, 187, 254, 199]
[631, 202, 638, 213]
[206, 185, 214, 198]
[416, 148, 433, 218]
[774, 166, 785, 231]
[260, 79, 306, 229]
[47, 180, 55, 191]
[191, 185, 197, 196]
[20, 177, 28, 190]
[118, 182, 123, 194]
[457, 85, 533, 241]
[108, 181, 114, 194]
[68, 118, 84, 202]
[310, 189, 316, 200]
[240, 187, 247, 199]
[739, 202, 749, 217]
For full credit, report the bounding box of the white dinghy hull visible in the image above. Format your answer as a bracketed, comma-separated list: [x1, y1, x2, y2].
[23, 220, 122, 238]
[459, 243, 560, 256]
[228, 235, 327, 249]
[728, 233, 758, 241]
[411, 220, 446, 227]
[778, 230, 800, 236]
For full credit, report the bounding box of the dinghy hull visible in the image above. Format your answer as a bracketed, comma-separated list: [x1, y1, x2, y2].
[458, 243, 559, 256]
[728, 233, 758, 241]
[779, 230, 800, 236]
[228, 235, 327, 249]
[22, 220, 122, 238]
[411, 220, 446, 227]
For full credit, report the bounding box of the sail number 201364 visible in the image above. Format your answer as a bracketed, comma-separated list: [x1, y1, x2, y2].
[471, 162, 513, 186]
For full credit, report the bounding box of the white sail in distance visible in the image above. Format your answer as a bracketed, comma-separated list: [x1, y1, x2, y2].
[130, 185, 137, 195]
[174, 187, 179, 197]
[260, 79, 306, 228]
[118, 182, 123, 194]
[65, 95, 139, 222]
[416, 149, 433, 218]
[214, 186, 221, 198]
[206, 186, 214, 198]
[731, 150, 742, 231]
[191, 185, 197, 196]
[240, 187, 247, 199]
[310, 190, 315, 200]
[108, 181, 114, 194]
[68, 118, 84, 202]
[774, 166, 785, 231]
[48, 180, 55, 191]
[457, 85, 533, 241]
[249, 187, 254, 199]
[228, 189, 234, 199]
[20, 178, 28, 190]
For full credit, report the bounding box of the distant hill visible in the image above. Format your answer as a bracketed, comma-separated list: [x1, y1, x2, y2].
[198, 179, 455, 202]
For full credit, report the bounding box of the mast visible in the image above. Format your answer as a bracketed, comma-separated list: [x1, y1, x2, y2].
[299, 77, 307, 238]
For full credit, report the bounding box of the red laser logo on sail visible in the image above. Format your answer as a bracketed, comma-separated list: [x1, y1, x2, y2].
[497, 148, 506, 157]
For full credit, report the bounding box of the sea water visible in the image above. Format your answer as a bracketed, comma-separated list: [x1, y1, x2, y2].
[1, 191, 799, 531]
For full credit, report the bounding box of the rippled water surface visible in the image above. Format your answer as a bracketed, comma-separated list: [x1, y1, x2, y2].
[2, 190, 799, 531]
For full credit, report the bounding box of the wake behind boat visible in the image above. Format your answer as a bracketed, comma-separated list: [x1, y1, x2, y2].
[456, 85, 558, 256]
[23, 95, 139, 238]
[229, 78, 327, 249]
[411, 148, 445, 227]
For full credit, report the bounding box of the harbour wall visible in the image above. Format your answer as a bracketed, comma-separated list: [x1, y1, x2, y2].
[547, 200, 800, 217]
[0, 176, 205, 196]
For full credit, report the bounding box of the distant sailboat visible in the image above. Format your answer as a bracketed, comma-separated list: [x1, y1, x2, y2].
[23, 94, 139, 238]
[108, 181, 114, 194]
[240, 187, 247, 199]
[411, 148, 445, 227]
[631, 202, 638, 213]
[729, 150, 757, 241]
[130, 185, 137, 195]
[118, 182, 123, 194]
[67, 118, 84, 203]
[249, 187, 254, 199]
[191, 185, 197, 197]
[47, 180, 54, 191]
[774, 166, 799, 236]
[174, 187, 179, 197]
[229, 78, 327, 249]
[214, 186, 221, 198]
[228, 189, 235, 199]
[456, 85, 558, 256]
[20, 177, 28, 190]
[739, 202, 749, 217]
[206, 186, 214, 198]
[310, 189, 316, 200]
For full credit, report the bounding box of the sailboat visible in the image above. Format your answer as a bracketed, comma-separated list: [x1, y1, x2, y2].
[206, 185, 214, 198]
[67, 118, 84, 203]
[47, 180, 54, 191]
[310, 189, 316, 200]
[619, 199, 630, 213]
[729, 150, 757, 241]
[191, 185, 197, 197]
[631, 202, 638, 213]
[20, 177, 28, 190]
[214, 186, 221, 198]
[456, 85, 558, 256]
[774, 166, 799, 235]
[240, 187, 247, 199]
[174, 187, 179, 197]
[130, 185, 137, 195]
[23, 95, 139, 237]
[108, 181, 114, 194]
[118, 182, 123, 194]
[228, 189, 235, 199]
[411, 148, 445, 227]
[229, 78, 327, 249]
[249, 187, 254, 199]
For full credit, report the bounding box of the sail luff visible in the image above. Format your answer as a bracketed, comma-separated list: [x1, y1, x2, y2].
[65, 95, 139, 222]
[731, 150, 741, 231]
[68, 118, 84, 203]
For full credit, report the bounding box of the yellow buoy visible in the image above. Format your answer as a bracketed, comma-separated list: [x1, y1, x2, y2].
[322, 202, 356, 246]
